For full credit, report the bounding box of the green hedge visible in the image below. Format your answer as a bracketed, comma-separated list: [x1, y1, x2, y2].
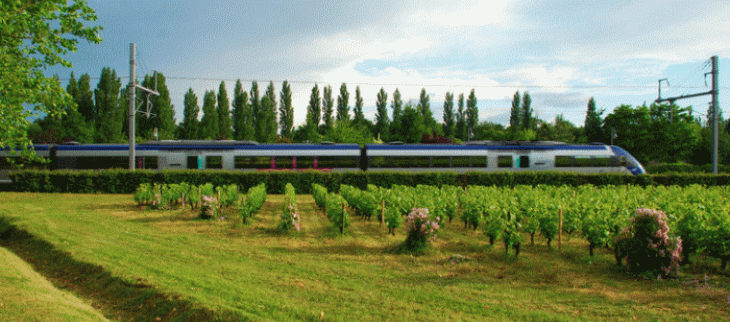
[8, 169, 730, 194]
[647, 163, 730, 174]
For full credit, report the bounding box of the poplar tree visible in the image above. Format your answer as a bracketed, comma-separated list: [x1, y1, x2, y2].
[322, 85, 334, 131]
[510, 91, 521, 131]
[390, 88, 403, 141]
[250, 81, 262, 141]
[180, 88, 200, 140]
[336, 83, 350, 122]
[232, 79, 253, 140]
[279, 81, 294, 138]
[138, 72, 175, 140]
[584, 97, 604, 143]
[200, 90, 218, 139]
[456, 93, 466, 140]
[262, 82, 278, 142]
[59, 73, 92, 142]
[76, 73, 95, 124]
[466, 89, 478, 140]
[443, 91, 455, 137]
[521, 91, 533, 130]
[417, 88, 437, 131]
[374, 87, 389, 141]
[217, 81, 232, 139]
[353, 85, 365, 125]
[94, 67, 123, 143]
[306, 84, 321, 129]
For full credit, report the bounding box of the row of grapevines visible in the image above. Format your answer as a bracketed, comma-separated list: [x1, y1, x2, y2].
[239, 183, 267, 223]
[280, 183, 300, 231]
[312, 184, 350, 234]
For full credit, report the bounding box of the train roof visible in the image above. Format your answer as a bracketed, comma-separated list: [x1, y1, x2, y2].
[365, 143, 610, 151]
[53, 142, 362, 151]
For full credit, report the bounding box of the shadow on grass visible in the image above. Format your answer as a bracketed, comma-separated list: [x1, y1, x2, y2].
[0, 217, 241, 322]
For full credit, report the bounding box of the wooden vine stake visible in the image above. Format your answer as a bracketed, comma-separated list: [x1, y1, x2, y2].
[381, 200, 385, 228]
[558, 206, 563, 252]
[341, 202, 346, 236]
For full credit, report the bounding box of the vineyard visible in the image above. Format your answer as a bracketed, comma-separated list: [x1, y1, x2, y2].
[134, 182, 730, 274]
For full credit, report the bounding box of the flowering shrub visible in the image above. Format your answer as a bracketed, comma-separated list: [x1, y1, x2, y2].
[200, 195, 219, 219]
[615, 208, 683, 278]
[280, 204, 301, 232]
[402, 208, 440, 252]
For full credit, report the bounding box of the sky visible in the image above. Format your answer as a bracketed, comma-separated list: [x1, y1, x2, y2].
[48, 0, 730, 129]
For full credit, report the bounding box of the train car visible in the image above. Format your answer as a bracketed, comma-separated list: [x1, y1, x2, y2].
[364, 141, 646, 175]
[0, 144, 53, 183]
[53, 140, 363, 171]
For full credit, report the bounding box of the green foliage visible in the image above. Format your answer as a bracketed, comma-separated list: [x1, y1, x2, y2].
[325, 192, 349, 234]
[312, 184, 328, 210]
[200, 91, 218, 139]
[133, 183, 153, 206]
[232, 79, 253, 141]
[336, 83, 350, 123]
[179, 88, 200, 140]
[279, 183, 300, 232]
[217, 81, 232, 139]
[279, 81, 294, 139]
[94, 67, 123, 143]
[1, 0, 102, 156]
[239, 183, 267, 224]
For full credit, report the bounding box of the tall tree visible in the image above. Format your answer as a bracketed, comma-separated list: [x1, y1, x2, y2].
[400, 103, 424, 143]
[250, 81, 262, 142]
[137, 72, 175, 140]
[390, 88, 403, 142]
[456, 93, 466, 140]
[509, 91, 521, 131]
[521, 91, 533, 130]
[1, 0, 101, 156]
[232, 79, 253, 140]
[76, 73, 95, 124]
[94, 67, 123, 143]
[443, 91, 455, 137]
[336, 83, 350, 122]
[180, 88, 200, 140]
[417, 88, 437, 131]
[261, 82, 278, 142]
[584, 97, 603, 143]
[279, 81, 294, 138]
[217, 81, 232, 139]
[200, 90, 218, 139]
[306, 84, 321, 130]
[374, 87, 389, 141]
[466, 89, 478, 140]
[63, 73, 91, 141]
[353, 86, 365, 125]
[322, 85, 334, 131]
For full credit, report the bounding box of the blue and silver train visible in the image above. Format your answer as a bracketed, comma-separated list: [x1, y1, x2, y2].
[0, 140, 646, 183]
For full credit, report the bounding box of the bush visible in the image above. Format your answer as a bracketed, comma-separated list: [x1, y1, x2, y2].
[615, 208, 683, 278]
[402, 208, 440, 253]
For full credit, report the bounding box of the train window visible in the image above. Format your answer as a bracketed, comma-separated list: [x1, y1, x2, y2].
[411, 157, 431, 168]
[574, 157, 591, 167]
[473, 156, 487, 168]
[554, 156, 573, 167]
[143, 156, 158, 169]
[593, 157, 611, 167]
[369, 156, 390, 168]
[519, 156, 530, 168]
[339, 156, 359, 168]
[318, 156, 337, 168]
[391, 156, 411, 168]
[234, 156, 252, 169]
[452, 156, 471, 168]
[205, 156, 222, 169]
[432, 156, 451, 168]
[610, 156, 626, 167]
[187, 156, 199, 169]
[498, 156, 513, 168]
[251, 157, 272, 169]
[275, 156, 294, 169]
[296, 156, 315, 169]
[76, 156, 126, 169]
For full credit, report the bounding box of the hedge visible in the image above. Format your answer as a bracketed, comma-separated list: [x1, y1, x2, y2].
[7, 169, 730, 194]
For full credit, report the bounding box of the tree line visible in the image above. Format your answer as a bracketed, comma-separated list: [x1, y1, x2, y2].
[28, 67, 728, 167]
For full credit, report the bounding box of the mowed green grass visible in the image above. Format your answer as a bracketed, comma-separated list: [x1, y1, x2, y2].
[0, 246, 109, 322]
[0, 192, 729, 321]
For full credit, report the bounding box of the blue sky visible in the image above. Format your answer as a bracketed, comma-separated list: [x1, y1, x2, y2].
[49, 0, 730, 128]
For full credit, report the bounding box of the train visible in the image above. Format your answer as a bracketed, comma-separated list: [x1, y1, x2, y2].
[0, 140, 646, 183]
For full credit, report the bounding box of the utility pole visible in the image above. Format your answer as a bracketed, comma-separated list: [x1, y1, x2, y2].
[128, 43, 159, 170]
[656, 56, 719, 174]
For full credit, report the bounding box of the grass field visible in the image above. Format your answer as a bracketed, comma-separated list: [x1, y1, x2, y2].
[0, 192, 729, 321]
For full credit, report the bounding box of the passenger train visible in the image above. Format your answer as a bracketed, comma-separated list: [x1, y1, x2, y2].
[0, 140, 646, 183]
